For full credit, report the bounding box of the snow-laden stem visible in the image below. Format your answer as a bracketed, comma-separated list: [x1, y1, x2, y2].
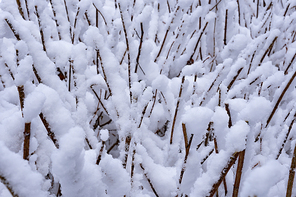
[118, 3, 132, 104]
[0, 175, 19, 197]
[208, 152, 239, 197]
[286, 145, 296, 197]
[170, 76, 185, 144]
[23, 122, 31, 160]
[266, 71, 296, 127]
[232, 150, 245, 197]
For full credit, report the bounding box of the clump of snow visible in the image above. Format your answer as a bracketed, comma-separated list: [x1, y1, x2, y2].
[182, 107, 213, 140]
[0, 141, 49, 197]
[240, 160, 287, 197]
[23, 90, 45, 122]
[225, 120, 250, 152]
[100, 129, 109, 141]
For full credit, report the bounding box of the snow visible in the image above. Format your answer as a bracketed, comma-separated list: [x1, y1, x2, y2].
[0, 141, 49, 197]
[100, 129, 109, 141]
[23, 90, 45, 122]
[225, 120, 250, 152]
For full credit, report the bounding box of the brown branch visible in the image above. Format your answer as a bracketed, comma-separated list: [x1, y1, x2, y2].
[258, 36, 278, 67]
[96, 141, 105, 165]
[154, 28, 170, 62]
[209, 0, 222, 11]
[276, 117, 295, 160]
[17, 85, 25, 115]
[32, 65, 42, 83]
[91, 87, 109, 116]
[182, 123, 189, 155]
[23, 122, 31, 160]
[170, 76, 185, 144]
[224, 9, 228, 45]
[286, 144, 296, 197]
[39, 113, 59, 148]
[214, 138, 228, 196]
[179, 134, 194, 184]
[140, 163, 160, 197]
[107, 139, 119, 154]
[256, 0, 259, 18]
[232, 150, 245, 197]
[5, 19, 21, 41]
[190, 22, 208, 60]
[63, 0, 72, 38]
[93, 3, 108, 27]
[15, 0, 25, 20]
[123, 135, 131, 169]
[135, 23, 144, 73]
[201, 148, 215, 165]
[207, 152, 240, 197]
[284, 52, 296, 75]
[35, 6, 47, 52]
[227, 67, 243, 91]
[96, 50, 112, 95]
[148, 89, 158, 118]
[225, 103, 232, 128]
[118, 3, 132, 104]
[237, 0, 241, 25]
[138, 103, 148, 128]
[49, 0, 61, 40]
[131, 144, 136, 179]
[266, 71, 296, 127]
[72, 7, 81, 44]
[0, 175, 19, 197]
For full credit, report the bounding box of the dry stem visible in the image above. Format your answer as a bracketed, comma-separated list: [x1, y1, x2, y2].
[170, 76, 185, 144]
[286, 145, 296, 197]
[207, 152, 239, 197]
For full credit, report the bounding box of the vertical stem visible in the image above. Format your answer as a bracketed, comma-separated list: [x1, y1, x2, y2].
[286, 145, 296, 197]
[232, 150, 245, 197]
[35, 6, 46, 52]
[237, 0, 241, 25]
[170, 76, 185, 144]
[23, 122, 31, 160]
[224, 9, 228, 45]
[256, 0, 259, 18]
[118, 3, 132, 104]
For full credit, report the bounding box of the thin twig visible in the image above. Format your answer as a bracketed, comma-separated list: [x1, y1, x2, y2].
[286, 145, 296, 197]
[276, 117, 295, 159]
[15, 0, 25, 20]
[35, 6, 46, 52]
[123, 135, 131, 169]
[96, 141, 105, 165]
[5, 19, 21, 41]
[227, 67, 243, 91]
[0, 175, 19, 197]
[232, 150, 245, 197]
[266, 71, 296, 127]
[138, 104, 148, 128]
[190, 22, 208, 60]
[225, 103, 232, 128]
[258, 36, 278, 67]
[284, 52, 296, 75]
[207, 152, 240, 197]
[135, 23, 144, 73]
[224, 9, 228, 45]
[91, 87, 109, 116]
[214, 138, 228, 196]
[23, 122, 31, 160]
[170, 76, 185, 144]
[140, 163, 160, 197]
